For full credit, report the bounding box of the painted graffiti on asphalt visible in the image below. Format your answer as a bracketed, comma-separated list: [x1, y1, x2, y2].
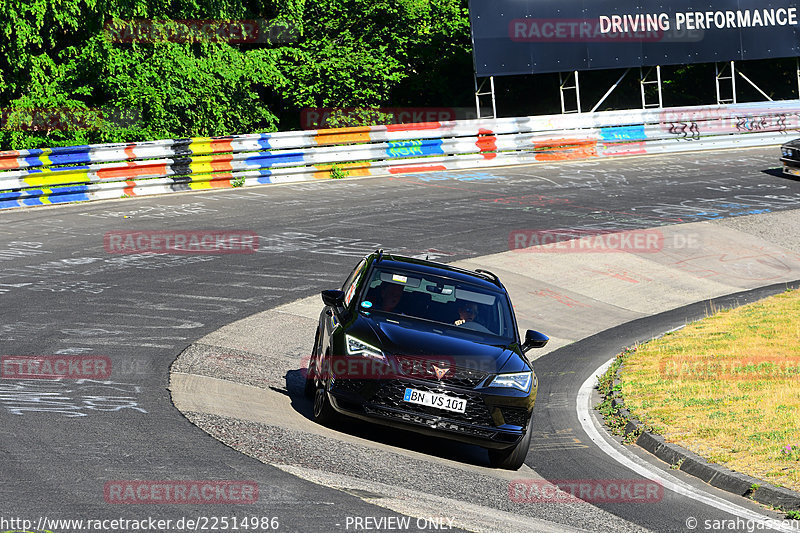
[630, 193, 800, 220]
[0, 379, 146, 417]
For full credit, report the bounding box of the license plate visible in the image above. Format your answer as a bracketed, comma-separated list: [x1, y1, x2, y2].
[784, 166, 800, 176]
[403, 388, 466, 414]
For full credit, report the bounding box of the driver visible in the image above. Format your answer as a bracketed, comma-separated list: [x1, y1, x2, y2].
[379, 283, 404, 312]
[454, 302, 479, 326]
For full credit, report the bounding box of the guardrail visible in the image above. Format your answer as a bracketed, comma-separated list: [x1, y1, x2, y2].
[2, 100, 799, 209]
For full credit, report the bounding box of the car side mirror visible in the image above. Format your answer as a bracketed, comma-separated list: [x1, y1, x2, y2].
[522, 330, 549, 352]
[321, 289, 346, 308]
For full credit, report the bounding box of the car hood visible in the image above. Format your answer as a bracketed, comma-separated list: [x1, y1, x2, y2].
[348, 312, 528, 374]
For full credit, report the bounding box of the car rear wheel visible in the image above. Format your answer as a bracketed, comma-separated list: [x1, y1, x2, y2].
[487, 414, 533, 470]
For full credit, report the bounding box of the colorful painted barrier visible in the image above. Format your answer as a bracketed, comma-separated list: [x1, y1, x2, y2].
[2, 100, 799, 209]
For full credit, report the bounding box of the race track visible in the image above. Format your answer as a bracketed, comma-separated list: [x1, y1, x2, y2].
[2, 146, 799, 532]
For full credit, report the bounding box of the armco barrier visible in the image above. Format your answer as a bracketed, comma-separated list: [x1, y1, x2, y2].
[2, 100, 799, 209]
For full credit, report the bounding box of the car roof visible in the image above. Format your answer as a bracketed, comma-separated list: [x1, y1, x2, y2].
[370, 254, 504, 292]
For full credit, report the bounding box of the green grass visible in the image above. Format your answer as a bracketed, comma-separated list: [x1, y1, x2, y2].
[619, 288, 800, 492]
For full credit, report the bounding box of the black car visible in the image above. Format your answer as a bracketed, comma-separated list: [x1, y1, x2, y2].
[304, 250, 548, 469]
[781, 139, 800, 177]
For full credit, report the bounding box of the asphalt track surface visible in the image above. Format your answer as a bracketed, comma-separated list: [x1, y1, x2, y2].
[1, 146, 800, 532]
[533, 283, 800, 532]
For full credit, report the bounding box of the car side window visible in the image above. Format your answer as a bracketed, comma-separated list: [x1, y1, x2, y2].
[342, 259, 367, 306]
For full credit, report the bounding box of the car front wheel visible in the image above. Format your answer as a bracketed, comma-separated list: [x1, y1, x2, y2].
[487, 414, 533, 470]
[312, 351, 338, 426]
[312, 381, 338, 426]
[304, 329, 321, 399]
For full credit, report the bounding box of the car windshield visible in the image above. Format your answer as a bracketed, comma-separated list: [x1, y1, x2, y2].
[358, 268, 515, 340]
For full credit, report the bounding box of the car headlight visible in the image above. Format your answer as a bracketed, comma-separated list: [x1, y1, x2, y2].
[488, 371, 533, 392]
[782, 148, 792, 157]
[346, 335, 386, 362]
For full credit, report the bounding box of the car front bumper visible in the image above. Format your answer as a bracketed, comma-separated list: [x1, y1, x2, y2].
[327, 377, 534, 450]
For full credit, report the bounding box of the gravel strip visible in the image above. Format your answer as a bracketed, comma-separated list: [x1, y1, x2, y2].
[713, 209, 800, 254]
[183, 411, 651, 533]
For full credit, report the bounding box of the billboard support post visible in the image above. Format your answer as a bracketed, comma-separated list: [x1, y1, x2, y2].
[716, 61, 737, 105]
[737, 70, 773, 101]
[559, 71, 581, 114]
[796, 58, 800, 98]
[474, 74, 497, 119]
[640, 66, 663, 109]
[590, 68, 631, 113]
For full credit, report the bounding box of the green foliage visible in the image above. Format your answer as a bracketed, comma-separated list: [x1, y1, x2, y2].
[282, 0, 472, 109]
[325, 107, 395, 128]
[0, 0, 474, 149]
[596, 346, 657, 444]
[328, 164, 348, 179]
[596, 351, 630, 436]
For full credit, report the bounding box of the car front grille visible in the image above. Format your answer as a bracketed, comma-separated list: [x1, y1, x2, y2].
[369, 379, 495, 427]
[390, 356, 490, 389]
[363, 404, 498, 439]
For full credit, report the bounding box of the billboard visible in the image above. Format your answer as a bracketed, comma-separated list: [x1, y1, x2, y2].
[469, 1, 800, 77]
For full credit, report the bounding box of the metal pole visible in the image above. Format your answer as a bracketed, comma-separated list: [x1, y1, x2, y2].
[715, 62, 722, 105]
[731, 61, 737, 104]
[656, 65, 663, 108]
[574, 71, 582, 113]
[737, 71, 773, 101]
[473, 73, 481, 119]
[490, 76, 497, 119]
[639, 67, 646, 109]
[591, 68, 630, 112]
[559, 72, 567, 114]
[796, 57, 799, 98]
